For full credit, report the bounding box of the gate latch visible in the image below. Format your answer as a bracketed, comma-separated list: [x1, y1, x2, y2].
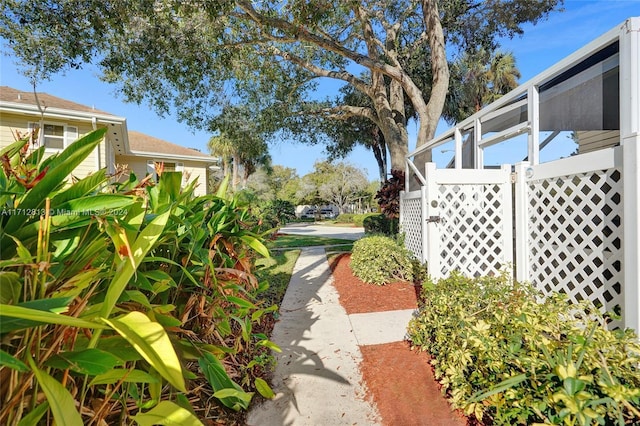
[426, 215, 441, 224]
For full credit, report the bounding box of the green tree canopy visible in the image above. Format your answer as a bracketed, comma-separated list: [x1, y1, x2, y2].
[1, 0, 562, 172]
[296, 161, 369, 213]
[246, 165, 300, 203]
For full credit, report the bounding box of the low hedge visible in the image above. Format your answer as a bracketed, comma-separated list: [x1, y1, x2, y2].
[362, 213, 398, 235]
[407, 272, 640, 425]
[350, 235, 414, 285]
[353, 213, 378, 227]
[336, 213, 356, 223]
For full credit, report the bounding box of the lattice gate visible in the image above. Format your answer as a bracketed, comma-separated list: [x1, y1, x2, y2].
[399, 188, 426, 262]
[515, 147, 624, 328]
[421, 164, 514, 280]
[400, 147, 625, 328]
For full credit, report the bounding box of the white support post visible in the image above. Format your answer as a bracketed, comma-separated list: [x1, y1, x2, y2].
[454, 128, 463, 169]
[514, 162, 531, 283]
[474, 119, 483, 169]
[420, 185, 428, 264]
[528, 85, 540, 165]
[424, 162, 440, 277]
[501, 164, 514, 270]
[620, 17, 640, 333]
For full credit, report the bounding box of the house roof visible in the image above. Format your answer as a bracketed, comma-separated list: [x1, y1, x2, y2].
[0, 86, 116, 116]
[127, 130, 218, 163]
[1, 86, 129, 154]
[1, 86, 218, 163]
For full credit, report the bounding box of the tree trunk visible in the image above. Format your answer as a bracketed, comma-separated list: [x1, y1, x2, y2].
[232, 155, 239, 191]
[419, 0, 450, 144]
[371, 128, 387, 183]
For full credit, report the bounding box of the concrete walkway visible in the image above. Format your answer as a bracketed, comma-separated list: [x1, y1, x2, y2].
[247, 241, 415, 425]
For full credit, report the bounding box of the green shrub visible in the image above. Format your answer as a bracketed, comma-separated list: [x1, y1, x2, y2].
[350, 235, 414, 285]
[259, 199, 297, 230]
[407, 272, 640, 425]
[363, 213, 399, 235]
[353, 213, 377, 227]
[336, 213, 355, 223]
[0, 130, 276, 424]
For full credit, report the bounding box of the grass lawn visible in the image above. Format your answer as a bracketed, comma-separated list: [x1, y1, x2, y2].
[256, 235, 355, 305]
[255, 250, 301, 306]
[267, 234, 355, 250]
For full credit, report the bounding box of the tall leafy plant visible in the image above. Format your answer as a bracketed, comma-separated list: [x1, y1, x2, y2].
[0, 129, 281, 425]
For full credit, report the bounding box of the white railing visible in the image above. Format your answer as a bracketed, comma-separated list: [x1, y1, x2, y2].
[515, 147, 624, 328]
[401, 17, 640, 332]
[400, 189, 425, 262]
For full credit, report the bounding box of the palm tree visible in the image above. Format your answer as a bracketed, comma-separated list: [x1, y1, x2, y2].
[486, 52, 521, 104]
[445, 49, 521, 123]
[208, 134, 239, 189]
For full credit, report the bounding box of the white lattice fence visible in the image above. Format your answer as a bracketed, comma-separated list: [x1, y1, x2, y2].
[516, 147, 624, 328]
[425, 164, 513, 279]
[400, 189, 424, 262]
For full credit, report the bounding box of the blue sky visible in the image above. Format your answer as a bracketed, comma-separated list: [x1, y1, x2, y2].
[1, 0, 638, 180]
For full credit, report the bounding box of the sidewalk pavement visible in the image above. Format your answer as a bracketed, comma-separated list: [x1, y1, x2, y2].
[246, 247, 415, 426]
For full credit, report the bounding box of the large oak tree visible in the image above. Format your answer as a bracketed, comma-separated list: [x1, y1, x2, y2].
[1, 0, 562, 171]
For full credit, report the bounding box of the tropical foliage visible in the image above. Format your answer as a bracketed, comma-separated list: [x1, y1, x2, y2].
[0, 0, 562, 172]
[362, 213, 398, 236]
[408, 272, 640, 425]
[350, 235, 414, 285]
[0, 129, 278, 424]
[376, 169, 405, 219]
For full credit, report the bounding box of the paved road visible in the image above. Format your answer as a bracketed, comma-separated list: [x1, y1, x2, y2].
[279, 223, 365, 241]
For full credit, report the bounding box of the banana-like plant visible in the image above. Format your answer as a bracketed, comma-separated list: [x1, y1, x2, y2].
[0, 129, 278, 424]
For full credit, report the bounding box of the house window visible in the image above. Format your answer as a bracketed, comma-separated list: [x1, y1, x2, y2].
[28, 122, 78, 150]
[146, 161, 184, 181]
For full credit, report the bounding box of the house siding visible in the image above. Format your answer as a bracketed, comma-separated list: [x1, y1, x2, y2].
[577, 130, 620, 154]
[115, 155, 210, 197]
[0, 111, 107, 178]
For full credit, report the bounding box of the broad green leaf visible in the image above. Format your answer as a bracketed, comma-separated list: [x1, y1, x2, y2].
[0, 271, 21, 304]
[95, 336, 142, 362]
[158, 171, 182, 202]
[124, 290, 152, 309]
[29, 359, 83, 426]
[257, 339, 282, 353]
[52, 195, 136, 218]
[254, 377, 275, 399]
[99, 209, 171, 319]
[198, 352, 252, 411]
[17, 401, 49, 426]
[153, 313, 182, 328]
[563, 377, 586, 396]
[103, 311, 186, 392]
[240, 235, 270, 258]
[0, 137, 28, 158]
[132, 401, 204, 426]
[226, 296, 257, 310]
[144, 256, 200, 288]
[49, 169, 107, 207]
[53, 269, 101, 299]
[3, 128, 107, 236]
[6, 235, 32, 264]
[0, 298, 108, 333]
[0, 349, 29, 372]
[142, 270, 176, 293]
[89, 368, 159, 386]
[45, 348, 123, 376]
[122, 201, 146, 244]
[213, 389, 254, 410]
[468, 373, 528, 403]
[215, 174, 230, 199]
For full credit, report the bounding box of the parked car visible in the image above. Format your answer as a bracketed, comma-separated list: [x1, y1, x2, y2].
[321, 208, 337, 219]
[301, 208, 317, 219]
